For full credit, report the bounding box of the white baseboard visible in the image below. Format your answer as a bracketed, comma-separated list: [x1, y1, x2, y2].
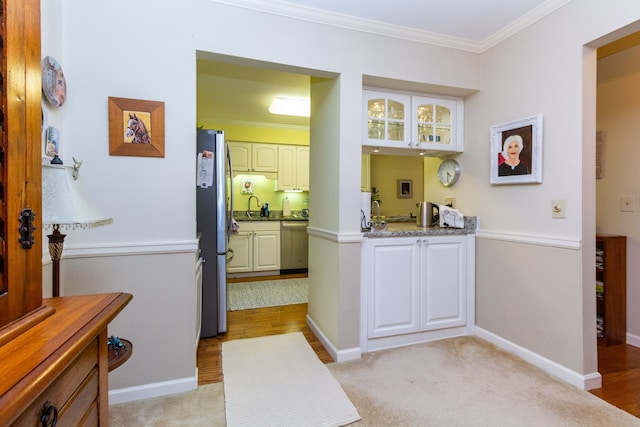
[306, 314, 361, 362]
[109, 375, 198, 405]
[475, 327, 601, 390]
[627, 332, 640, 348]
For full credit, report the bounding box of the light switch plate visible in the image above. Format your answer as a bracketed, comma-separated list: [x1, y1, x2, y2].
[621, 195, 635, 212]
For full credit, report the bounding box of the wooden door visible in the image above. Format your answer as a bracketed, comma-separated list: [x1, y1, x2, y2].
[0, 0, 44, 330]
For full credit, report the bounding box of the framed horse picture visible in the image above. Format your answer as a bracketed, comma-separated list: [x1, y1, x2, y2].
[108, 97, 165, 157]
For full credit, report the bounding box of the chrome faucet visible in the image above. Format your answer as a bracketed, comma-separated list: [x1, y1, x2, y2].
[371, 200, 386, 230]
[247, 195, 260, 217]
[372, 200, 381, 222]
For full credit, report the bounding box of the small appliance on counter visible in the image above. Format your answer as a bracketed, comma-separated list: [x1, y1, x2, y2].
[439, 205, 465, 228]
[282, 197, 291, 217]
[416, 201, 439, 228]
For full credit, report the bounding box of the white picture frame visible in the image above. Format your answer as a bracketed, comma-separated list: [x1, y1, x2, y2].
[490, 114, 543, 185]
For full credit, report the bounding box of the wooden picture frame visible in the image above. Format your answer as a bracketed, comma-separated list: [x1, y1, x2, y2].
[397, 179, 412, 199]
[108, 97, 165, 157]
[490, 114, 542, 184]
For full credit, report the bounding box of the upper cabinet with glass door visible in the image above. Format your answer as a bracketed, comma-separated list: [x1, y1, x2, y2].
[363, 90, 411, 148]
[412, 96, 463, 152]
[363, 89, 464, 155]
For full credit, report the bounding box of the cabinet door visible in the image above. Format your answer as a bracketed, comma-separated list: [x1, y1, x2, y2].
[363, 90, 411, 148]
[252, 144, 278, 172]
[228, 142, 251, 172]
[296, 146, 310, 191]
[0, 0, 44, 328]
[253, 231, 280, 271]
[277, 145, 297, 190]
[420, 236, 466, 330]
[412, 96, 463, 152]
[227, 232, 252, 273]
[366, 238, 420, 338]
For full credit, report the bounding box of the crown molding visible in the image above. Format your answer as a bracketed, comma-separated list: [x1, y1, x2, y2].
[209, 0, 570, 54]
[480, 0, 571, 52]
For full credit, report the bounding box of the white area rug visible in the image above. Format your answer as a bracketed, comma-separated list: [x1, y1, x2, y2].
[227, 278, 308, 310]
[222, 332, 361, 427]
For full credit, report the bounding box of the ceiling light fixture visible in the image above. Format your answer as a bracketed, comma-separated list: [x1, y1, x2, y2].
[373, 147, 380, 153]
[269, 97, 310, 117]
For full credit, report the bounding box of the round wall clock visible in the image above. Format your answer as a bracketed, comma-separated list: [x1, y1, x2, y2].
[437, 158, 461, 187]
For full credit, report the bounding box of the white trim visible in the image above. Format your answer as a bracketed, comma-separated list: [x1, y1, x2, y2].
[475, 327, 601, 390]
[307, 226, 363, 244]
[364, 327, 468, 353]
[480, 0, 571, 52]
[208, 0, 571, 54]
[42, 239, 199, 261]
[626, 332, 640, 348]
[476, 229, 581, 250]
[108, 375, 198, 405]
[306, 314, 361, 363]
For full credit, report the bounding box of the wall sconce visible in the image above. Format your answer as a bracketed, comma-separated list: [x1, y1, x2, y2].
[42, 161, 112, 297]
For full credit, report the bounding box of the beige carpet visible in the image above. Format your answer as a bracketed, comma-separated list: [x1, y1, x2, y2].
[110, 335, 640, 426]
[223, 332, 360, 427]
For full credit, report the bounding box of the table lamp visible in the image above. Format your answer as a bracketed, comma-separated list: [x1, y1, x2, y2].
[42, 160, 112, 297]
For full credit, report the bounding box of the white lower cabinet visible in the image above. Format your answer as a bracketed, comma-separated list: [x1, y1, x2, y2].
[362, 234, 473, 350]
[228, 222, 280, 273]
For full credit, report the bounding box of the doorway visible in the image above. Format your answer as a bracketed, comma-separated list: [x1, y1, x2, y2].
[196, 55, 314, 332]
[589, 30, 640, 416]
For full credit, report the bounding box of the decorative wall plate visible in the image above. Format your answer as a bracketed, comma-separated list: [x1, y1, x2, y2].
[41, 56, 67, 107]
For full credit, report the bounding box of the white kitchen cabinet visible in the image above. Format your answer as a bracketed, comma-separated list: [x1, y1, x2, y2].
[367, 238, 420, 338]
[411, 96, 463, 153]
[228, 221, 280, 273]
[362, 89, 464, 154]
[276, 145, 309, 191]
[228, 141, 278, 174]
[363, 90, 412, 149]
[420, 236, 467, 330]
[362, 234, 473, 350]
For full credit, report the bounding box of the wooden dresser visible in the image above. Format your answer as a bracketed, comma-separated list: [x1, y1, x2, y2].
[0, 292, 132, 426]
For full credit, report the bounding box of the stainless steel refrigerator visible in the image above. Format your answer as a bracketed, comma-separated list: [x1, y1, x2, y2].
[196, 129, 233, 337]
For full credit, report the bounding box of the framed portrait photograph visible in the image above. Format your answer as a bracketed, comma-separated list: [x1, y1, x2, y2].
[490, 114, 542, 185]
[108, 96, 165, 157]
[397, 179, 412, 199]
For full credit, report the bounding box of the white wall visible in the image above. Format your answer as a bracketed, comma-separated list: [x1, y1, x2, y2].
[43, 0, 640, 398]
[596, 44, 640, 343]
[431, 0, 640, 383]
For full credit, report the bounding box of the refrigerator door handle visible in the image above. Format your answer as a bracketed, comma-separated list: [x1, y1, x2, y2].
[226, 144, 234, 243]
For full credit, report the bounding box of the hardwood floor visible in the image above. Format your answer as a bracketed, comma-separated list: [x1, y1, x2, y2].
[196, 275, 640, 419]
[590, 344, 640, 417]
[197, 303, 332, 384]
[197, 273, 332, 384]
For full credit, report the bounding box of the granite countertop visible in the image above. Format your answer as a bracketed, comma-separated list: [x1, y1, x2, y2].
[233, 210, 308, 221]
[364, 217, 477, 237]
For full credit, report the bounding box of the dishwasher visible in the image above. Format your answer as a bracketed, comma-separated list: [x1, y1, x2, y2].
[280, 221, 309, 272]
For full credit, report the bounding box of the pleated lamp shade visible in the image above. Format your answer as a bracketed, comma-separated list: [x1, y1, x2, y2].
[42, 163, 112, 297]
[42, 164, 112, 230]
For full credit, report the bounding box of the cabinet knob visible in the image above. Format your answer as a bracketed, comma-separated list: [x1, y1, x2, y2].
[40, 401, 58, 427]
